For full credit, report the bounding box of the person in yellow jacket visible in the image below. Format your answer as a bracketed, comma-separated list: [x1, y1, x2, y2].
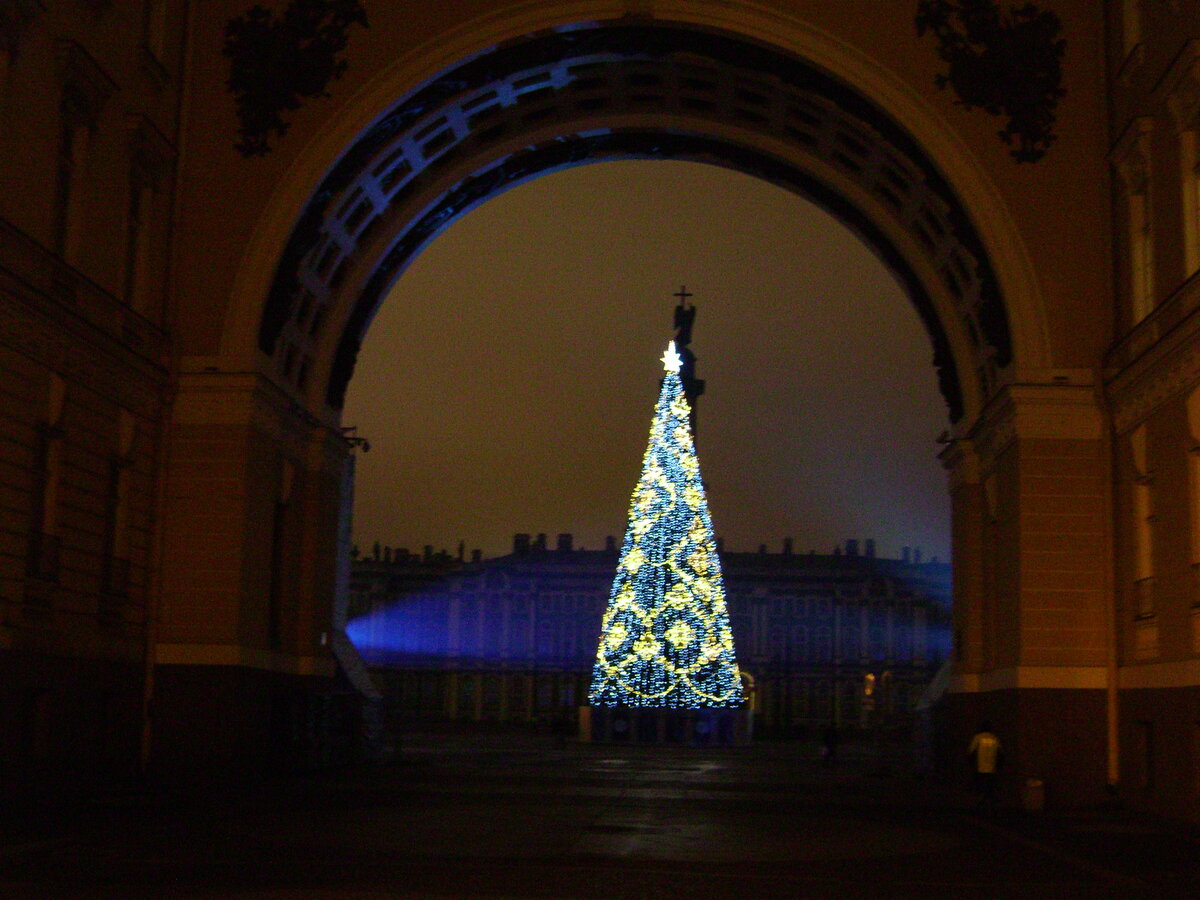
[968, 722, 1002, 808]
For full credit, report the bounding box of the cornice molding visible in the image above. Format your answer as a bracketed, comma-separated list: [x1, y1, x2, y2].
[1108, 284, 1200, 433]
[950, 665, 1108, 692]
[173, 368, 346, 465]
[1118, 656, 1200, 689]
[0, 282, 166, 419]
[155, 642, 336, 677]
[964, 382, 1102, 468]
[0, 219, 169, 418]
[939, 436, 980, 489]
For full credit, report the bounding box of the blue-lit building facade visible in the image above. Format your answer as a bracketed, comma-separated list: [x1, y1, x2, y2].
[348, 534, 951, 735]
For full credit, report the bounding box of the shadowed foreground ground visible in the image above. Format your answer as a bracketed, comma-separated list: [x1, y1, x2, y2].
[2, 728, 1198, 899]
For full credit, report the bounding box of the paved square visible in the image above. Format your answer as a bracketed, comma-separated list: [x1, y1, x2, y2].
[2, 730, 1198, 898]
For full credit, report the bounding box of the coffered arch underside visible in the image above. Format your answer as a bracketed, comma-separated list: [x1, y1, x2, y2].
[257, 22, 1016, 425]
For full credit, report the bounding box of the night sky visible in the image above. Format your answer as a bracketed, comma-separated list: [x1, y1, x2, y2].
[343, 160, 950, 563]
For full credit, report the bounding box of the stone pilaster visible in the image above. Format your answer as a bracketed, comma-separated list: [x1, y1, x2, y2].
[150, 367, 346, 772]
[943, 381, 1111, 805]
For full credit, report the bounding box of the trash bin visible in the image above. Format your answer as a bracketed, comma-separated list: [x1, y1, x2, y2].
[1022, 777, 1045, 812]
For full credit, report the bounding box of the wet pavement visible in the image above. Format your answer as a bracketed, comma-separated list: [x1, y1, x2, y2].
[2, 729, 1199, 898]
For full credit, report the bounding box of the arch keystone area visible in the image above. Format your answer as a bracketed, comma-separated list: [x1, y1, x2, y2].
[232, 14, 1045, 429]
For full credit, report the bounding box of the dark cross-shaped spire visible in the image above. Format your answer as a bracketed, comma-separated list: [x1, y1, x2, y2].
[673, 286, 697, 348]
[669, 285, 704, 438]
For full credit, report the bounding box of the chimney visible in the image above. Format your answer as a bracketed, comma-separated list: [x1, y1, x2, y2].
[471, 549, 482, 564]
[865, 539, 876, 559]
[534, 533, 547, 551]
[783, 537, 793, 556]
[758, 543, 767, 555]
[557, 533, 573, 553]
[457, 540, 465, 561]
[845, 539, 859, 557]
[605, 535, 616, 552]
[902, 546, 911, 564]
[514, 533, 531, 555]
[423, 545, 432, 562]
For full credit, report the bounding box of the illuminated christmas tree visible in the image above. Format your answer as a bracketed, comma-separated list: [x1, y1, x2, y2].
[588, 340, 743, 709]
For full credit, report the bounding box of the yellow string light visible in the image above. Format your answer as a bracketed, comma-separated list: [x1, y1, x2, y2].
[588, 341, 744, 709]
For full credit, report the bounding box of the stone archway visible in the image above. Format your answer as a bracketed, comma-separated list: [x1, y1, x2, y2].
[255, 21, 1016, 427]
[157, 6, 1109, 800]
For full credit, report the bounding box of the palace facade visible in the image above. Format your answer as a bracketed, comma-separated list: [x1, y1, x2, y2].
[348, 535, 951, 736]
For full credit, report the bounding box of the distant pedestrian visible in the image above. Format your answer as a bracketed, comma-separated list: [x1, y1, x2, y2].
[968, 722, 1002, 808]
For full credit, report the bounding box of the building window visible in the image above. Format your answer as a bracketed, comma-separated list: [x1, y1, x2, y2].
[1133, 480, 1154, 614]
[52, 42, 115, 260]
[123, 172, 150, 307]
[127, 117, 173, 320]
[815, 626, 832, 663]
[1187, 387, 1200, 605]
[1113, 118, 1155, 327]
[1182, 130, 1200, 275]
[100, 411, 135, 621]
[52, 98, 89, 257]
[268, 460, 295, 650]
[0, 0, 44, 86]
[814, 680, 831, 715]
[842, 680, 859, 719]
[1122, 0, 1141, 60]
[1194, 722, 1200, 798]
[751, 602, 767, 658]
[1131, 425, 1155, 618]
[268, 498, 287, 649]
[769, 620, 787, 654]
[27, 376, 66, 584]
[1167, 44, 1200, 277]
[793, 680, 808, 718]
[792, 625, 807, 662]
[839, 626, 858, 662]
[914, 608, 927, 664]
[1128, 189, 1155, 322]
[142, 0, 169, 64]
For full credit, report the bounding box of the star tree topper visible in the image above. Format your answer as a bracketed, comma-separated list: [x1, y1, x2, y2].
[661, 340, 682, 373]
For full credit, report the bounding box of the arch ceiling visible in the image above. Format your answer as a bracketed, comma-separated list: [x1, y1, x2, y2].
[258, 21, 1013, 424]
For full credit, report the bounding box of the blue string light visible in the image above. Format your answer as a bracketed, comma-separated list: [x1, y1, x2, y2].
[588, 341, 744, 708]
